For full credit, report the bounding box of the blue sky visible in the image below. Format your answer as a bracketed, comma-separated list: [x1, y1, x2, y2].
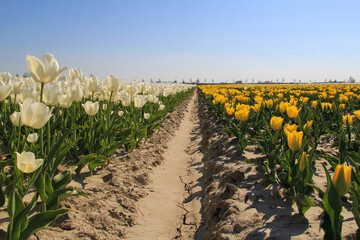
[1, 0, 360, 82]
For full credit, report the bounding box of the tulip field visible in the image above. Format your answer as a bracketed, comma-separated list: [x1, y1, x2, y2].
[1, 53, 360, 239]
[199, 84, 360, 239]
[0, 54, 195, 239]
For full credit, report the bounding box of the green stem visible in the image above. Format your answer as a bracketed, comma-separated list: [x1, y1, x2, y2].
[40, 83, 44, 103]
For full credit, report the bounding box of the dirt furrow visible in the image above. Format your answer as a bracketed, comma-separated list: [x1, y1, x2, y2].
[124, 92, 204, 240]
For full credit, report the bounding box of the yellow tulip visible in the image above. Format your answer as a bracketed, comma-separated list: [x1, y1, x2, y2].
[226, 107, 235, 116]
[251, 103, 261, 113]
[311, 101, 318, 108]
[354, 110, 360, 120]
[235, 109, 250, 121]
[303, 120, 313, 134]
[270, 116, 284, 131]
[286, 105, 300, 119]
[332, 164, 352, 196]
[299, 151, 307, 172]
[343, 115, 353, 126]
[284, 123, 298, 136]
[277, 101, 289, 113]
[287, 131, 303, 151]
[265, 99, 274, 109]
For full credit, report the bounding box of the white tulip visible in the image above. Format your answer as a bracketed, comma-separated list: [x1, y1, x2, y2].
[86, 76, 102, 93]
[67, 84, 83, 102]
[144, 113, 150, 119]
[159, 104, 165, 111]
[27, 133, 39, 143]
[0, 81, 12, 101]
[10, 111, 22, 127]
[20, 98, 53, 129]
[59, 94, 72, 108]
[16, 151, 43, 173]
[82, 101, 99, 116]
[43, 82, 62, 106]
[19, 86, 38, 102]
[26, 53, 67, 83]
[133, 95, 147, 108]
[105, 75, 120, 92]
[118, 111, 124, 117]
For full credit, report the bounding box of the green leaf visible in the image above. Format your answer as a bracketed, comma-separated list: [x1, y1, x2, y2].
[35, 173, 48, 202]
[19, 209, 69, 240]
[52, 166, 78, 191]
[46, 187, 86, 210]
[295, 194, 315, 215]
[45, 128, 77, 172]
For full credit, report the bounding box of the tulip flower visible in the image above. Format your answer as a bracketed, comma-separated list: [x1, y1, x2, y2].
[265, 99, 274, 109]
[311, 101, 318, 109]
[286, 105, 300, 119]
[82, 101, 99, 116]
[287, 131, 303, 151]
[284, 123, 298, 136]
[354, 110, 360, 120]
[105, 75, 120, 92]
[144, 113, 150, 120]
[16, 151, 43, 173]
[235, 109, 250, 121]
[277, 101, 289, 113]
[159, 104, 165, 111]
[270, 116, 284, 131]
[343, 115, 353, 126]
[20, 98, 53, 129]
[226, 107, 235, 116]
[68, 68, 83, 80]
[134, 95, 147, 108]
[67, 84, 83, 102]
[118, 111, 124, 117]
[26, 53, 67, 83]
[59, 94, 73, 108]
[251, 103, 261, 113]
[19, 86, 39, 102]
[86, 76, 102, 93]
[299, 151, 307, 172]
[27, 133, 39, 143]
[303, 120, 313, 134]
[332, 164, 352, 196]
[10, 111, 22, 127]
[43, 82, 62, 106]
[0, 81, 12, 101]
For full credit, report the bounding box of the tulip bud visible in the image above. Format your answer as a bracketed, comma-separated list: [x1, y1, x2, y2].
[332, 164, 352, 196]
[27, 133, 39, 143]
[299, 151, 307, 172]
[118, 111, 124, 117]
[144, 113, 150, 120]
[270, 116, 284, 131]
[16, 151, 43, 173]
[303, 120, 313, 135]
[159, 104, 165, 111]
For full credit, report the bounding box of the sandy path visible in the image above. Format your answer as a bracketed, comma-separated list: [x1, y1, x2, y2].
[125, 92, 204, 240]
